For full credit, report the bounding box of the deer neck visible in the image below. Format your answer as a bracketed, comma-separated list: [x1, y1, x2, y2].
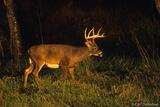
[72, 47, 90, 61]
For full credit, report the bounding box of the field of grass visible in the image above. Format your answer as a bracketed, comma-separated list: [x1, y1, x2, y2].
[0, 57, 159, 107]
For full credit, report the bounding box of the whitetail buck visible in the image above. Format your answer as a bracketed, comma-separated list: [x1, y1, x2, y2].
[23, 27, 105, 88]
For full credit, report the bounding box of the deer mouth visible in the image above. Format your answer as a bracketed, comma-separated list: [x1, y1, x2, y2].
[99, 52, 103, 57]
[96, 51, 103, 57]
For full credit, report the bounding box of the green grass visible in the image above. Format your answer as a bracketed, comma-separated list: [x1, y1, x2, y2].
[0, 57, 160, 107]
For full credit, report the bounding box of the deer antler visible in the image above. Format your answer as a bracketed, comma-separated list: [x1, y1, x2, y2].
[84, 27, 105, 40]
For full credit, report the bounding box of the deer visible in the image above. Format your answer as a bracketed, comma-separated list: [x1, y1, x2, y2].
[23, 27, 105, 88]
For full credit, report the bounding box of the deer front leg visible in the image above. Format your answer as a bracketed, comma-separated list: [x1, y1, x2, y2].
[69, 67, 75, 80]
[61, 66, 68, 80]
[60, 56, 69, 80]
[69, 66, 80, 84]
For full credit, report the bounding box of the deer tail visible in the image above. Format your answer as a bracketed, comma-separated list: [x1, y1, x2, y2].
[29, 58, 32, 64]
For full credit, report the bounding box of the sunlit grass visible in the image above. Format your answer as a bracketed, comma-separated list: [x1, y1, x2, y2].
[0, 57, 160, 107]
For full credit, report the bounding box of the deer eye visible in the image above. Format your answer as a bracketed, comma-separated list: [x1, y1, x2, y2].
[93, 47, 97, 50]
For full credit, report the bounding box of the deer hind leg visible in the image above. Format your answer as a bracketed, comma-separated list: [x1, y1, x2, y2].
[32, 63, 44, 81]
[24, 64, 34, 88]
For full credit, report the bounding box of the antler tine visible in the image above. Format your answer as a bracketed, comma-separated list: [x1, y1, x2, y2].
[97, 27, 102, 35]
[84, 27, 105, 40]
[84, 27, 87, 39]
[94, 28, 105, 38]
[92, 27, 95, 36]
[91, 30, 105, 39]
[92, 31, 105, 44]
[87, 27, 94, 38]
[101, 33, 105, 37]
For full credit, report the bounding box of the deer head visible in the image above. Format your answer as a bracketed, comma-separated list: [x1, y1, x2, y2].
[84, 27, 105, 57]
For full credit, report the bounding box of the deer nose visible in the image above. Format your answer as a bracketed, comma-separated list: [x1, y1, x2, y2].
[98, 51, 103, 57]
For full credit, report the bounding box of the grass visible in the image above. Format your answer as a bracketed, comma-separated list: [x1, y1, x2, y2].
[0, 57, 159, 107]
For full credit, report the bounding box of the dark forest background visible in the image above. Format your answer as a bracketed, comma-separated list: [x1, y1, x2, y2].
[0, 0, 160, 57]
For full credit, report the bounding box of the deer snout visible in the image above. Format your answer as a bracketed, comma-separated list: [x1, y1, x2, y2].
[98, 51, 103, 57]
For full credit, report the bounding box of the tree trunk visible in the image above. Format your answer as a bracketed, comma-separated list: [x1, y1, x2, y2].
[155, 0, 160, 14]
[3, 0, 21, 62]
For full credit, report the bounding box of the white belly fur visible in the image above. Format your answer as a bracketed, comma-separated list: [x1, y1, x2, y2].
[46, 63, 59, 68]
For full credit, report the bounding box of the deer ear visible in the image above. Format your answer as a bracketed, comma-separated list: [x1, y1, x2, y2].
[85, 41, 93, 48]
[85, 41, 91, 48]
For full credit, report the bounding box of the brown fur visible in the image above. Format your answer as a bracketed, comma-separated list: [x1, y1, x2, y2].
[24, 43, 103, 88]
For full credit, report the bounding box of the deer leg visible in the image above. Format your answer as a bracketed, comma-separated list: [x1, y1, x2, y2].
[69, 66, 80, 84]
[69, 67, 75, 80]
[24, 64, 34, 88]
[60, 57, 69, 80]
[32, 64, 44, 81]
[61, 66, 68, 80]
